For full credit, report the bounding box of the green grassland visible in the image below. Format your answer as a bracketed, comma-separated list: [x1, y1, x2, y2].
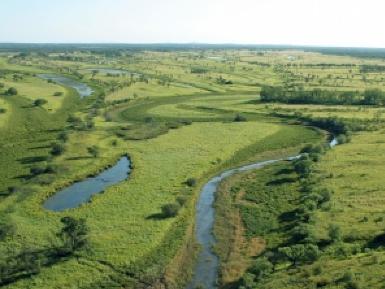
[0, 97, 10, 126]
[1, 47, 385, 289]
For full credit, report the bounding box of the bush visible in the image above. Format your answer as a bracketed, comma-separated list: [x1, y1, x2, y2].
[6, 87, 17, 95]
[53, 91, 63, 96]
[30, 166, 46, 176]
[185, 178, 197, 187]
[328, 224, 342, 242]
[0, 221, 15, 241]
[51, 143, 65, 156]
[58, 131, 69, 142]
[234, 114, 247, 122]
[161, 203, 181, 218]
[87, 145, 100, 158]
[33, 98, 48, 107]
[248, 257, 273, 280]
[0, 108, 6, 114]
[59, 217, 88, 253]
[278, 244, 320, 265]
[336, 134, 351, 144]
[294, 158, 313, 178]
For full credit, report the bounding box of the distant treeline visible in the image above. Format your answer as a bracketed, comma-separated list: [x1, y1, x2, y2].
[1, 43, 385, 58]
[360, 65, 385, 73]
[260, 86, 385, 105]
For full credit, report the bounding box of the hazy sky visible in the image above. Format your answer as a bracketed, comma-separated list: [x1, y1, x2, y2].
[0, 0, 384, 47]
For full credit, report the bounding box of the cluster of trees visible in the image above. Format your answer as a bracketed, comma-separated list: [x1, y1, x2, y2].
[190, 67, 209, 74]
[238, 119, 353, 288]
[260, 85, 385, 106]
[360, 65, 385, 73]
[66, 114, 95, 131]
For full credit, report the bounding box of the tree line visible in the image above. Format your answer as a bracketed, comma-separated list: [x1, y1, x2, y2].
[260, 85, 385, 105]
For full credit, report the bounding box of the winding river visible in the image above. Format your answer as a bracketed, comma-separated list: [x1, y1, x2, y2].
[38, 74, 93, 98]
[44, 156, 131, 211]
[186, 138, 338, 289]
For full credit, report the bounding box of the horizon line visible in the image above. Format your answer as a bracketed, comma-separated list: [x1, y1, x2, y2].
[0, 42, 385, 50]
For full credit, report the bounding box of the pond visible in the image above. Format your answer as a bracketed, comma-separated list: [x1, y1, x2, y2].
[44, 156, 131, 211]
[38, 74, 93, 98]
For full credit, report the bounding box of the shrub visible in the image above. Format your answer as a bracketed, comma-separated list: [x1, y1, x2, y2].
[51, 143, 65, 156]
[58, 131, 69, 142]
[6, 87, 17, 95]
[185, 178, 197, 187]
[59, 217, 88, 253]
[33, 98, 48, 107]
[54, 91, 63, 96]
[328, 224, 342, 242]
[294, 158, 313, 178]
[234, 114, 247, 122]
[161, 203, 181, 218]
[248, 257, 273, 280]
[239, 272, 257, 289]
[336, 134, 351, 144]
[278, 244, 320, 265]
[87, 145, 100, 158]
[0, 221, 15, 241]
[30, 166, 46, 176]
[0, 108, 6, 114]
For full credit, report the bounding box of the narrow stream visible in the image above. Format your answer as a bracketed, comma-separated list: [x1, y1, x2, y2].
[186, 138, 337, 289]
[44, 157, 131, 211]
[38, 74, 93, 98]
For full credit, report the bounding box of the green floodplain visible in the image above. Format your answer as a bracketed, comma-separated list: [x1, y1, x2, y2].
[1, 44, 385, 288]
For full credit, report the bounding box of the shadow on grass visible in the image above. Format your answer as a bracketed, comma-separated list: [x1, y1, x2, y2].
[18, 155, 49, 164]
[266, 177, 297, 186]
[66, 156, 92, 161]
[145, 213, 167, 220]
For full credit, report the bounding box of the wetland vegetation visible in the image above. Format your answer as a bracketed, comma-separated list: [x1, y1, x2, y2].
[1, 44, 385, 289]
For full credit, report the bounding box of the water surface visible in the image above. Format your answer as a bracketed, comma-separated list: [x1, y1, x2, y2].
[38, 74, 93, 98]
[44, 157, 131, 211]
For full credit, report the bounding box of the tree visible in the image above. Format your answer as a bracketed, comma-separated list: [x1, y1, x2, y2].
[278, 244, 320, 265]
[249, 257, 273, 280]
[293, 158, 313, 178]
[87, 145, 100, 158]
[328, 224, 342, 242]
[58, 217, 88, 253]
[51, 143, 65, 156]
[161, 203, 180, 218]
[6, 87, 17, 96]
[185, 178, 197, 187]
[234, 114, 247, 122]
[33, 98, 48, 107]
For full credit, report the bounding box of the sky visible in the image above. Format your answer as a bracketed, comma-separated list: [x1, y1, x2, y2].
[0, 0, 384, 47]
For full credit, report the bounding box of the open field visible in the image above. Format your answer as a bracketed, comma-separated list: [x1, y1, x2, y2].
[1, 46, 385, 289]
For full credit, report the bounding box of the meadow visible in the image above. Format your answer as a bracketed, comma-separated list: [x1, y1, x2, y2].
[0, 46, 385, 289]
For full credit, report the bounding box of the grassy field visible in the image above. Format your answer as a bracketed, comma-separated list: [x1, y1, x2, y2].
[0, 97, 10, 126]
[1, 75, 68, 112]
[1, 47, 385, 289]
